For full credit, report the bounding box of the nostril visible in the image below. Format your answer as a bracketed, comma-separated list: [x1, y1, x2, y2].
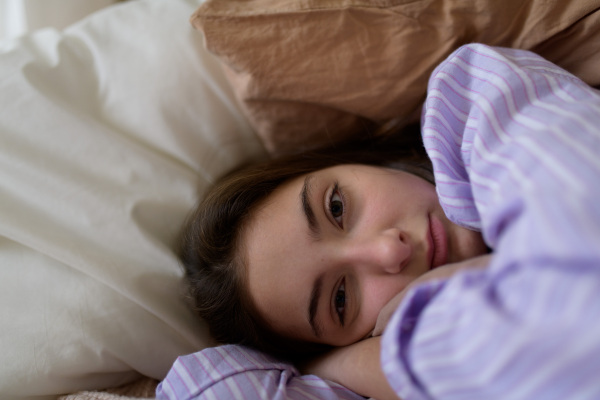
[399, 231, 407, 243]
[398, 231, 412, 249]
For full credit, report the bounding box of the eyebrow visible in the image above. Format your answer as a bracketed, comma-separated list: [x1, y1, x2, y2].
[308, 273, 324, 338]
[301, 175, 324, 338]
[300, 175, 320, 238]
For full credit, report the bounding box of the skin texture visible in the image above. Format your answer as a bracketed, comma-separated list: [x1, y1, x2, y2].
[302, 255, 494, 400]
[242, 164, 488, 347]
[373, 253, 493, 336]
[302, 336, 397, 399]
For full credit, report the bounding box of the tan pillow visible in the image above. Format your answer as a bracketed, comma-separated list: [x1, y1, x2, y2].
[192, 0, 600, 155]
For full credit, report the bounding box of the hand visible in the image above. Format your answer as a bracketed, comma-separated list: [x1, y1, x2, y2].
[373, 254, 492, 337]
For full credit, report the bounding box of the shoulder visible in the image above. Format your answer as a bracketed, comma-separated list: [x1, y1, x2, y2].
[156, 345, 363, 400]
[156, 345, 294, 399]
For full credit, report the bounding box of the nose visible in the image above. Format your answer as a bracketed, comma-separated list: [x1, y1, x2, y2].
[344, 228, 412, 274]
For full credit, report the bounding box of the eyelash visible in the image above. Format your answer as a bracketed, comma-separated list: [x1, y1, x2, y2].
[327, 183, 345, 228]
[334, 278, 346, 326]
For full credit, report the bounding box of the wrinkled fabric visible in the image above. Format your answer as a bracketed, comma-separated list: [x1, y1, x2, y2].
[157, 345, 364, 400]
[383, 44, 600, 400]
[0, 0, 264, 398]
[193, 0, 600, 154]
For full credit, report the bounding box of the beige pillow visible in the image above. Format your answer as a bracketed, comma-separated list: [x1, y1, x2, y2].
[192, 0, 600, 155]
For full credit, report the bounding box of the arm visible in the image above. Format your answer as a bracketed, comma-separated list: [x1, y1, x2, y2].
[303, 337, 400, 400]
[380, 44, 600, 400]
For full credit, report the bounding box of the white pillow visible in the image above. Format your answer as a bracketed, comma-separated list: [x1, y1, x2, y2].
[0, 0, 265, 398]
[0, 0, 118, 41]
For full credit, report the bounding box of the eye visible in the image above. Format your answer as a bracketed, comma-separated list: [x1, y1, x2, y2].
[328, 184, 345, 228]
[334, 279, 346, 326]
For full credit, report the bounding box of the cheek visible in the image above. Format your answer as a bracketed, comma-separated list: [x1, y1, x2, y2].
[450, 225, 489, 263]
[389, 177, 438, 214]
[360, 276, 411, 326]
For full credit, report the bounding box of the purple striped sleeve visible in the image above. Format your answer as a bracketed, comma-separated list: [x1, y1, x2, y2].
[156, 344, 365, 400]
[382, 44, 600, 400]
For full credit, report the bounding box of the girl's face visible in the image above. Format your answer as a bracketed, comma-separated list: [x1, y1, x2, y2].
[242, 165, 487, 346]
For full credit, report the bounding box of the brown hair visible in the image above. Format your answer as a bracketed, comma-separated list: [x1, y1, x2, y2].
[179, 123, 433, 361]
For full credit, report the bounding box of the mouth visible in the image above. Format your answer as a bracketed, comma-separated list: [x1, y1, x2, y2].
[427, 214, 448, 270]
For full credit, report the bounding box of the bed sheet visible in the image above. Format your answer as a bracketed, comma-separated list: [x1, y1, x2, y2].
[0, 0, 265, 398]
[0, 0, 119, 42]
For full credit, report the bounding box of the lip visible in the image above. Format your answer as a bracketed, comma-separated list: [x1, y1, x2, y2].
[427, 214, 449, 269]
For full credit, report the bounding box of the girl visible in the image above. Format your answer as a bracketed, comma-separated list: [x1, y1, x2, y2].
[180, 119, 489, 360]
[159, 44, 600, 400]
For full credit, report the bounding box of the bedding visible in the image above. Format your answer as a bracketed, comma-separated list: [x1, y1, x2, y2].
[4, 0, 599, 398]
[59, 378, 158, 400]
[192, 0, 600, 155]
[0, 0, 265, 398]
[0, 0, 119, 42]
[156, 44, 600, 399]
